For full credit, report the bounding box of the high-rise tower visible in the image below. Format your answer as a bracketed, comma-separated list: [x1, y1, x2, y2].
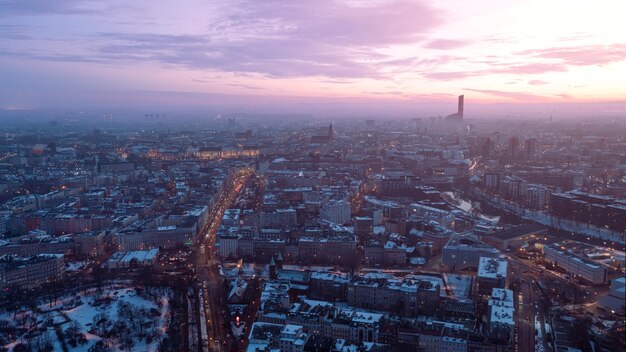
[445, 95, 465, 122]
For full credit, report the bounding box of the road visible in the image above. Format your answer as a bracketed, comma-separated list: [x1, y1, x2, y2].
[192, 168, 254, 352]
[508, 257, 547, 352]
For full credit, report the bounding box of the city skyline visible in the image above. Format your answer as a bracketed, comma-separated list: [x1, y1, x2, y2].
[1, 2, 625, 351]
[2, 0, 626, 116]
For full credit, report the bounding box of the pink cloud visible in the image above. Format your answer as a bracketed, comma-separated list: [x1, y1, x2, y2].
[124, 0, 444, 79]
[499, 62, 568, 74]
[2, 0, 446, 80]
[519, 44, 626, 66]
[423, 62, 567, 81]
[424, 39, 469, 50]
[464, 88, 549, 101]
[528, 79, 549, 85]
[422, 71, 477, 80]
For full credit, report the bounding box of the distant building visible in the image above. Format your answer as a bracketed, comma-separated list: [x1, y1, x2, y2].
[320, 200, 351, 225]
[309, 271, 350, 301]
[525, 138, 537, 159]
[550, 191, 626, 232]
[477, 257, 508, 296]
[0, 233, 74, 257]
[106, 249, 159, 269]
[543, 241, 609, 284]
[222, 209, 241, 227]
[280, 324, 310, 352]
[219, 234, 240, 259]
[598, 276, 625, 314]
[74, 230, 107, 258]
[487, 288, 515, 340]
[364, 241, 383, 266]
[481, 138, 495, 158]
[442, 236, 499, 271]
[383, 241, 407, 266]
[259, 209, 297, 229]
[195, 145, 259, 160]
[524, 184, 551, 210]
[408, 203, 455, 228]
[445, 95, 464, 122]
[311, 124, 334, 144]
[364, 196, 405, 220]
[298, 235, 356, 266]
[98, 162, 135, 173]
[482, 223, 547, 250]
[483, 171, 502, 189]
[0, 254, 65, 290]
[422, 230, 453, 253]
[347, 274, 441, 316]
[353, 216, 374, 236]
[114, 223, 197, 251]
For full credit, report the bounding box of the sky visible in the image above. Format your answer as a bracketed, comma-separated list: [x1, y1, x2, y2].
[1, 0, 626, 117]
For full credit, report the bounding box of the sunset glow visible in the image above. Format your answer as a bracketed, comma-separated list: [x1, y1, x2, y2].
[1, 0, 626, 114]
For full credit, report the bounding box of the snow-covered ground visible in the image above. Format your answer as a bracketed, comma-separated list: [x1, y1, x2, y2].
[0, 285, 172, 352]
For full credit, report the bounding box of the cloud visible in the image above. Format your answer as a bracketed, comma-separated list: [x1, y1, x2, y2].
[0, 24, 32, 40]
[519, 44, 626, 66]
[226, 83, 264, 90]
[499, 62, 567, 74]
[423, 39, 468, 50]
[69, 0, 444, 79]
[421, 43, 625, 83]
[423, 62, 568, 81]
[422, 71, 476, 80]
[0, 0, 137, 17]
[528, 79, 549, 85]
[464, 88, 548, 101]
[0, 1, 95, 16]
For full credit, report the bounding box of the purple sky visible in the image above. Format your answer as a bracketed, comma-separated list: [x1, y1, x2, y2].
[1, 0, 626, 117]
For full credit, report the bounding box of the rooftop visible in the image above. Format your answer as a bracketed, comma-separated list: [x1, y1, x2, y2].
[488, 223, 547, 240]
[478, 257, 508, 279]
[490, 288, 514, 303]
[490, 305, 514, 326]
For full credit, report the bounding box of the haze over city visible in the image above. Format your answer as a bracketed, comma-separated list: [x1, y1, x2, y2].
[0, 2, 625, 352]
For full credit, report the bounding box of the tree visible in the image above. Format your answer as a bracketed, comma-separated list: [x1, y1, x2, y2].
[32, 330, 53, 352]
[120, 329, 134, 352]
[88, 341, 111, 352]
[12, 344, 29, 352]
[65, 319, 84, 347]
[92, 312, 109, 336]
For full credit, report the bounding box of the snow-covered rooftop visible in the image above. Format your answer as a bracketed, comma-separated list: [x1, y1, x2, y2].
[478, 257, 507, 279]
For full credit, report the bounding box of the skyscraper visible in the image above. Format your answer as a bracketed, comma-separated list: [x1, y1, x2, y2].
[445, 95, 465, 122]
